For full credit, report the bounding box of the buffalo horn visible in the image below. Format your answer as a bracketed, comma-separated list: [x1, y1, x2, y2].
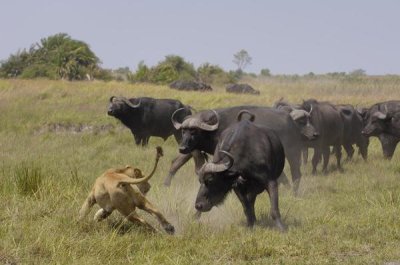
[237, 110, 255, 122]
[308, 104, 313, 115]
[122, 97, 141, 108]
[375, 111, 387, 120]
[171, 108, 186, 129]
[200, 150, 234, 174]
[198, 110, 219, 131]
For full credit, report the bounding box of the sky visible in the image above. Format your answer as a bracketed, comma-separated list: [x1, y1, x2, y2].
[1, 0, 399, 75]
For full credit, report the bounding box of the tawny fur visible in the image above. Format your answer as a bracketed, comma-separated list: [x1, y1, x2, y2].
[78, 146, 174, 234]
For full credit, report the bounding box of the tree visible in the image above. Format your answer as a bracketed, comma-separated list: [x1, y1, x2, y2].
[0, 33, 102, 80]
[348, 69, 366, 76]
[140, 55, 196, 84]
[260, 68, 271, 77]
[233, 49, 252, 71]
[197, 63, 223, 83]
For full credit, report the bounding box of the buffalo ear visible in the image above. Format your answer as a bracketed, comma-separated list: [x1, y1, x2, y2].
[232, 176, 246, 188]
[356, 107, 367, 118]
[374, 111, 388, 120]
[201, 151, 209, 162]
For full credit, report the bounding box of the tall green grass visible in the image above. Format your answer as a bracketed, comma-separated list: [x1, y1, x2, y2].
[14, 162, 44, 196]
[0, 78, 399, 264]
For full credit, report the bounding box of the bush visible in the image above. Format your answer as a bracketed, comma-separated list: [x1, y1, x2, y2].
[0, 33, 105, 81]
[14, 162, 44, 196]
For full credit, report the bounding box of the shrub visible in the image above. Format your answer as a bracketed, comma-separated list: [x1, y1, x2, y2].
[14, 162, 44, 196]
[0, 33, 105, 81]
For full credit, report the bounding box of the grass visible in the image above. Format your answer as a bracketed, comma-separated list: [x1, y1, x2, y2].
[0, 78, 399, 264]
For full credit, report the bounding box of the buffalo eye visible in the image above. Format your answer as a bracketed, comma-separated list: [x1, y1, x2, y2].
[204, 177, 214, 186]
[297, 118, 306, 126]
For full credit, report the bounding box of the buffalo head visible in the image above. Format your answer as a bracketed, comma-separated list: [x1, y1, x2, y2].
[107, 96, 141, 116]
[195, 151, 238, 212]
[361, 105, 394, 136]
[172, 109, 219, 154]
[289, 106, 319, 140]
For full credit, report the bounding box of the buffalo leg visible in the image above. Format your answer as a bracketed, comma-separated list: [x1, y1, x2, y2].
[311, 148, 321, 175]
[266, 180, 286, 231]
[277, 171, 290, 187]
[302, 148, 308, 165]
[133, 134, 142, 146]
[321, 147, 330, 174]
[378, 134, 399, 160]
[333, 145, 343, 172]
[286, 149, 302, 196]
[164, 153, 193, 186]
[234, 188, 257, 227]
[343, 144, 354, 161]
[142, 137, 150, 146]
[357, 137, 369, 161]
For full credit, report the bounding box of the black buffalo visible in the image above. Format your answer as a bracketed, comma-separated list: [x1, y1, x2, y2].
[195, 113, 286, 230]
[107, 96, 191, 146]
[167, 105, 318, 195]
[169, 80, 213, 91]
[361, 100, 400, 159]
[226, 84, 260, 95]
[301, 99, 344, 175]
[336, 104, 369, 160]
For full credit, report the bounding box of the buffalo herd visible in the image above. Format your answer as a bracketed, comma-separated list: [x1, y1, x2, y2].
[107, 96, 400, 230]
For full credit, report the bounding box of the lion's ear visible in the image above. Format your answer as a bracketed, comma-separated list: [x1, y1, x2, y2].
[134, 168, 143, 178]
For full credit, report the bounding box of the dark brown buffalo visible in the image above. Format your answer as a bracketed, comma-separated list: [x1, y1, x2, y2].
[195, 115, 286, 230]
[169, 80, 212, 91]
[225, 84, 260, 95]
[166, 105, 318, 195]
[107, 96, 191, 146]
[336, 104, 369, 160]
[301, 99, 344, 175]
[361, 100, 400, 159]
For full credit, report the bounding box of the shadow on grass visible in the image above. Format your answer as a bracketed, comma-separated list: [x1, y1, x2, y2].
[256, 213, 303, 231]
[107, 219, 157, 236]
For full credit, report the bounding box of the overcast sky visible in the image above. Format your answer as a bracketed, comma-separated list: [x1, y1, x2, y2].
[1, 0, 399, 75]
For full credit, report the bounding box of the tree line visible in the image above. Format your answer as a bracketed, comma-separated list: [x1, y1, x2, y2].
[0, 33, 373, 84]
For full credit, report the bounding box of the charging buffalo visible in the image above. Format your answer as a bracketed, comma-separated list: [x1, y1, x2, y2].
[195, 112, 286, 230]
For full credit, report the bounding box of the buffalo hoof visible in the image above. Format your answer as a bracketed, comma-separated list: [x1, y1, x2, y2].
[193, 211, 202, 220]
[276, 221, 287, 232]
[163, 176, 172, 187]
[164, 224, 175, 235]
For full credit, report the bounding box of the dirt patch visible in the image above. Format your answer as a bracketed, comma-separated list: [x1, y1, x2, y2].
[34, 123, 123, 135]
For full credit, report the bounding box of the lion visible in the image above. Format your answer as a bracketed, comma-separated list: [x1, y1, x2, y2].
[78, 146, 174, 234]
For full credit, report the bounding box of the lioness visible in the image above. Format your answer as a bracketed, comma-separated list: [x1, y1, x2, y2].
[78, 146, 174, 234]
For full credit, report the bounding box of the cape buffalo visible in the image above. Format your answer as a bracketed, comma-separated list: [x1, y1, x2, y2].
[336, 104, 369, 160]
[195, 114, 286, 230]
[107, 96, 191, 146]
[301, 99, 344, 175]
[170, 80, 212, 91]
[275, 99, 369, 163]
[225, 84, 260, 95]
[167, 105, 318, 195]
[361, 100, 400, 159]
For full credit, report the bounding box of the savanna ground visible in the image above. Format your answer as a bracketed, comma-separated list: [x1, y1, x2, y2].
[0, 78, 399, 264]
